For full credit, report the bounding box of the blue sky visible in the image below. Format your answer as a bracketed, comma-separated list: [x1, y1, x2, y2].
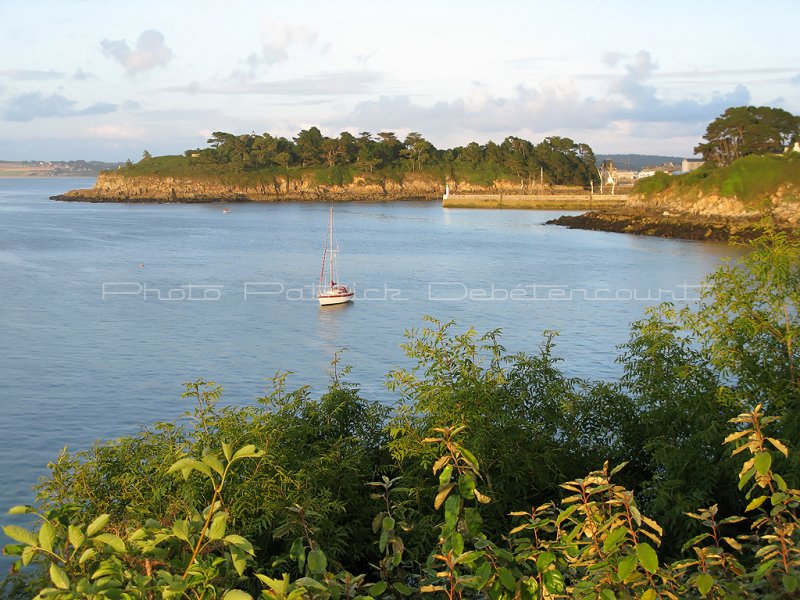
[1, 0, 798, 161]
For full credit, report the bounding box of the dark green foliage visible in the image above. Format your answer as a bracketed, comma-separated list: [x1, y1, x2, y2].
[119, 128, 601, 190]
[695, 105, 800, 165]
[635, 170, 671, 195]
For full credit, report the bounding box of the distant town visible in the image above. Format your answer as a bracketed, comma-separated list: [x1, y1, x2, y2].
[0, 160, 123, 177]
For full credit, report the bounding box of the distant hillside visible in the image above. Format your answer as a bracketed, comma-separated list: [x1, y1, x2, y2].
[0, 160, 122, 177]
[596, 154, 686, 171]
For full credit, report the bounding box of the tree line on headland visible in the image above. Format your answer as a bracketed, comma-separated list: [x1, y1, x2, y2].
[128, 128, 601, 189]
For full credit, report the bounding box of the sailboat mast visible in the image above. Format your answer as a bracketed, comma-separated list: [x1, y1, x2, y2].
[328, 206, 334, 284]
[319, 211, 330, 288]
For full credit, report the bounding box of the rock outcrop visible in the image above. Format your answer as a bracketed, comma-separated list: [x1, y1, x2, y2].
[547, 184, 800, 241]
[53, 172, 448, 203]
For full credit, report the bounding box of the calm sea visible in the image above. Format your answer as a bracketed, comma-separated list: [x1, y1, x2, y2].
[0, 177, 738, 565]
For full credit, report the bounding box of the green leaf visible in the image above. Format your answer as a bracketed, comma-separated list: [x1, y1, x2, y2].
[173, 519, 190, 542]
[543, 570, 564, 594]
[681, 532, 711, 552]
[738, 466, 756, 490]
[8, 505, 31, 515]
[599, 589, 617, 600]
[230, 545, 248, 576]
[464, 507, 483, 537]
[38, 522, 56, 553]
[369, 581, 388, 596]
[49, 563, 70, 590]
[2, 525, 38, 547]
[641, 589, 657, 600]
[379, 528, 389, 553]
[635, 542, 658, 574]
[754, 558, 777, 580]
[444, 531, 464, 557]
[78, 548, 97, 564]
[475, 560, 492, 589]
[86, 514, 110, 537]
[208, 512, 228, 540]
[536, 551, 555, 572]
[497, 567, 516, 591]
[202, 453, 225, 476]
[745, 495, 768, 512]
[224, 534, 254, 554]
[444, 494, 460, 530]
[232, 444, 263, 460]
[382, 515, 395, 532]
[222, 441, 233, 461]
[94, 532, 126, 553]
[307, 548, 327, 575]
[458, 473, 476, 499]
[223, 589, 253, 599]
[168, 457, 212, 479]
[783, 574, 798, 593]
[617, 554, 637, 580]
[392, 582, 415, 596]
[460, 447, 480, 471]
[68, 525, 85, 550]
[696, 573, 714, 596]
[555, 504, 578, 525]
[603, 526, 628, 553]
[439, 465, 453, 487]
[754, 452, 772, 475]
[289, 537, 304, 560]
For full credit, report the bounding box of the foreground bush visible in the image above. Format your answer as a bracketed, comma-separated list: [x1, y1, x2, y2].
[3, 405, 800, 599]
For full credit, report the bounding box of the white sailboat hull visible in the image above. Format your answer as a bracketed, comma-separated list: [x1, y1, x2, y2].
[318, 289, 354, 306]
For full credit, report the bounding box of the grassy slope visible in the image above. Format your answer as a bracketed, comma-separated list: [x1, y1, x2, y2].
[635, 153, 800, 207]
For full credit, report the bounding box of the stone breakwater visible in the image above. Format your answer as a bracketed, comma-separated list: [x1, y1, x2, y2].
[442, 193, 626, 210]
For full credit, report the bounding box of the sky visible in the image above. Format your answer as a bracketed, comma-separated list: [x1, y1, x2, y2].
[1, 0, 798, 161]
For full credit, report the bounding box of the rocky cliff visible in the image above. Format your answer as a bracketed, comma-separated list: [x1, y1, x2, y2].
[624, 183, 800, 226]
[53, 171, 546, 203]
[50, 170, 603, 203]
[52, 171, 438, 202]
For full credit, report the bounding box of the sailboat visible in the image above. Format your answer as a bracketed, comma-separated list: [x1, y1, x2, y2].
[317, 206, 354, 306]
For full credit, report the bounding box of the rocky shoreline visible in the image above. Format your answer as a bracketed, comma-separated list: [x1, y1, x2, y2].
[546, 210, 777, 241]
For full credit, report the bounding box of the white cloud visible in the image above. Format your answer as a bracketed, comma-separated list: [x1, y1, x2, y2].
[72, 68, 99, 82]
[235, 23, 322, 76]
[335, 51, 752, 151]
[84, 124, 146, 140]
[3, 92, 117, 122]
[161, 70, 382, 96]
[100, 30, 173, 74]
[0, 69, 63, 81]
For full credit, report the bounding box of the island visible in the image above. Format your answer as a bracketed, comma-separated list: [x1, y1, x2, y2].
[51, 129, 605, 205]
